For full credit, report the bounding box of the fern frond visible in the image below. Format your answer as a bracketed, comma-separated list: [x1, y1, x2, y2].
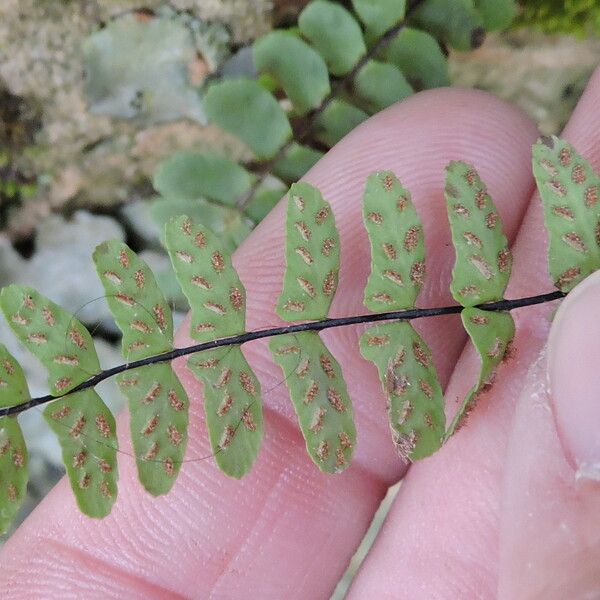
[253, 31, 331, 115]
[445, 308, 515, 438]
[298, 1, 366, 76]
[188, 347, 263, 478]
[94, 241, 188, 495]
[271, 333, 355, 472]
[362, 171, 425, 311]
[360, 170, 444, 460]
[44, 391, 118, 517]
[445, 161, 512, 306]
[203, 79, 292, 160]
[165, 216, 248, 341]
[0, 285, 101, 395]
[94, 241, 174, 360]
[0, 346, 28, 533]
[117, 364, 188, 493]
[165, 216, 263, 477]
[0, 285, 119, 517]
[276, 182, 340, 322]
[532, 136, 600, 292]
[360, 322, 444, 460]
[444, 163, 515, 434]
[271, 183, 356, 470]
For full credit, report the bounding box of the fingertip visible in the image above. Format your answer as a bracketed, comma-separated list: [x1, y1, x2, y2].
[499, 349, 600, 599]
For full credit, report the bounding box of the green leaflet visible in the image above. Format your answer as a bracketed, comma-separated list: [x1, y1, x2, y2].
[445, 308, 514, 437]
[270, 332, 355, 473]
[385, 27, 450, 90]
[94, 242, 189, 495]
[298, 1, 366, 76]
[276, 182, 340, 322]
[351, 0, 406, 39]
[0, 285, 100, 395]
[314, 99, 368, 147]
[532, 136, 600, 292]
[166, 215, 264, 478]
[363, 171, 426, 311]
[0, 346, 29, 533]
[203, 79, 292, 159]
[93, 241, 173, 361]
[474, 0, 517, 30]
[153, 152, 252, 206]
[354, 61, 413, 113]
[411, 0, 486, 51]
[273, 143, 324, 183]
[253, 31, 330, 115]
[445, 161, 512, 306]
[151, 198, 252, 254]
[188, 346, 263, 478]
[360, 322, 444, 461]
[0, 286, 119, 517]
[245, 184, 287, 222]
[44, 389, 118, 518]
[165, 215, 247, 342]
[117, 363, 188, 494]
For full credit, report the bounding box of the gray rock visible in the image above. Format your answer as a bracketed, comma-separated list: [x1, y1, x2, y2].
[0, 211, 125, 331]
[120, 199, 163, 248]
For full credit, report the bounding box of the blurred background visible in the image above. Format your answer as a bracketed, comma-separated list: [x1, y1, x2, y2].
[1, 0, 600, 594]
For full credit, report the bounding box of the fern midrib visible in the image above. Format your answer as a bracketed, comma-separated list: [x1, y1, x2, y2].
[0, 289, 564, 419]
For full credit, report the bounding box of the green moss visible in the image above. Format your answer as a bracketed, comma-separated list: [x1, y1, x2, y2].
[516, 0, 600, 37]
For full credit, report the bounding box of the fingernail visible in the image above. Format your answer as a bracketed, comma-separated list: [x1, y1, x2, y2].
[548, 270, 600, 480]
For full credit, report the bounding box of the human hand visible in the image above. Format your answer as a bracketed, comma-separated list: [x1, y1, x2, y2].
[2, 66, 600, 599]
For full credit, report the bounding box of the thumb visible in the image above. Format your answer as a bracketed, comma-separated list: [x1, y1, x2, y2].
[498, 271, 600, 599]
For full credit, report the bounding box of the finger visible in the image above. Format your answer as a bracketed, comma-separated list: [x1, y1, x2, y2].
[498, 272, 600, 599]
[0, 89, 537, 599]
[347, 65, 600, 598]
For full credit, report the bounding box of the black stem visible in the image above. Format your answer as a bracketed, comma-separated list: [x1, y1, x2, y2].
[237, 0, 427, 210]
[1, 290, 565, 418]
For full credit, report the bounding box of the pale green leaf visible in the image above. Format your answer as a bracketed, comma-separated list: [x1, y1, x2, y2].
[314, 99, 368, 147]
[276, 182, 340, 322]
[385, 27, 450, 89]
[0, 285, 100, 395]
[445, 308, 514, 437]
[188, 346, 263, 478]
[351, 0, 406, 39]
[474, 0, 517, 30]
[203, 79, 292, 159]
[354, 60, 413, 113]
[253, 31, 331, 115]
[273, 143, 324, 182]
[298, 1, 366, 75]
[117, 363, 188, 494]
[360, 322, 444, 460]
[245, 184, 286, 222]
[165, 215, 247, 341]
[445, 161, 512, 306]
[151, 198, 252, 255]
[411, 0, 486, 51]
[93, 241, 173, 361]
[532, 136, 600, 292]
[0, 346, 29, 533]
[270, 332, 355, 473]
[153, 152, 252, 206]
[363, 171, 425, 311]
[44, 389, 118, 518]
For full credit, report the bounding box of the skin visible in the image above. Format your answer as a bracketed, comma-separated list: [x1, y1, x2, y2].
[2, 67, 600, 599]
